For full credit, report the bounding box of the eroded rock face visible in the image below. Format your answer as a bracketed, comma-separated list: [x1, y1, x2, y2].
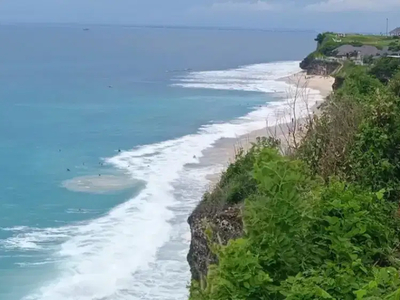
[187, 205, 243, 282]
[302, 60, 340, 76]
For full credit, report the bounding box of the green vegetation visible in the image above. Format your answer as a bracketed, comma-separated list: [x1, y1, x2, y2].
[189, 55, 400, 299]
[199, 137, 279, 211]
[301, 32, 398, 74]
[369, 57, 400, 83]
[388, 42, 400, 52]
[316, 33, 395, 56]
[303, 32, 400, 65]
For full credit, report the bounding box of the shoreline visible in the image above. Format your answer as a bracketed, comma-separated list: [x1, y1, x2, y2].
[201, 71, 335, 184]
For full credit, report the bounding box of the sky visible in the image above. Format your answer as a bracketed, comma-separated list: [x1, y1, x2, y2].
[1, 0, 400, 33]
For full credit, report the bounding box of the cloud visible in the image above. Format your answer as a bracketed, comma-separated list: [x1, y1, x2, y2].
[305, 0, 400, 12]
[209, 0, 278, 12]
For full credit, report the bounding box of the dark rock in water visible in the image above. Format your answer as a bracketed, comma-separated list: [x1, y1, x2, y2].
[187, 203, 243, 282]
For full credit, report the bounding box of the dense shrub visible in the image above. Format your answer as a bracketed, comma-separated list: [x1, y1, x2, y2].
[200, 137, 279, 209]
[363, 55, 374, 65]
[297, 94, 363, 181]
[350, 41, 363, 47]
[189, 51, 400, 300]
[389, 44, 400, 52]
[369, 57, 400, 83]
[388, 70, 400, 97]
[319, 42, 341, 56]
[314, 33, 327, 45]
[340, 67, 383, 97]
[349, 91, 400, 201]
[298, 67, 391, 185]
[190, 149, 400, 300]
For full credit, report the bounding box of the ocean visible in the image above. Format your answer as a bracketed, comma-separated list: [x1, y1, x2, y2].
[0, 24, 316, 300]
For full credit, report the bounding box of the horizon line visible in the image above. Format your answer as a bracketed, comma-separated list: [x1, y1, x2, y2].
[0, 21, 317, 33]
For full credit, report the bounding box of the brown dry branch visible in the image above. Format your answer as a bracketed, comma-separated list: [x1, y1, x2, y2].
[298, 92, 364, 180]
[268, 73, 315, 156]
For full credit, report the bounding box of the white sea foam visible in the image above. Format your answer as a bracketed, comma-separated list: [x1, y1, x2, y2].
[0, 61, 324, 300]
[172, 61, 301, 93]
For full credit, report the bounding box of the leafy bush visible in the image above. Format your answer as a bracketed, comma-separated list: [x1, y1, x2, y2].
[320, 42, 341, 56]
[189, 52, 400, 300]
[190, 149, 400, 300]
[349, 91, 400, 201]
[363, 55, 374, 65]
[298, 66, 389, 185]
[350, 41, 363, 47]
[281, 181, 400, 299]
[341, 67, 383, 96]
[388, 43, 400, 52]
[388, 70, 400, 97]
[315, 33, 327, 45]
[369, 57, 400, 83]
[200, 137, 279, 210]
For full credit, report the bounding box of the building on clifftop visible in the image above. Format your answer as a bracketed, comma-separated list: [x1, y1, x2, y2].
[390, 27, 400, 36]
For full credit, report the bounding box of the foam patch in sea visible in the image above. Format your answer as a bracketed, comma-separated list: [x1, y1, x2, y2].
[1, 61, 324, 300]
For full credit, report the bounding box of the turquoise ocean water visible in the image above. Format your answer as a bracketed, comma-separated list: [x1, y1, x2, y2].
[0, 24, 316, 300]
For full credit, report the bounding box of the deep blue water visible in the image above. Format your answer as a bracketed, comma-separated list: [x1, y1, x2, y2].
[0, 24, 315, 300]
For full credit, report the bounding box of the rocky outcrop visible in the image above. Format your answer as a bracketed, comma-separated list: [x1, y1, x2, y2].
[300, 58, 340, 76]
[187, 203, 243, 283]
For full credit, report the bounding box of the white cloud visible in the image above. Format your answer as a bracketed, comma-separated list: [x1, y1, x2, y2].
[305, 0, 400, 12]
[210, 0, 278, 12]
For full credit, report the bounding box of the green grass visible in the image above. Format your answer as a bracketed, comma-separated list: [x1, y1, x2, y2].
[323, 33, 395, 48]
[333, 60, 365, 78]
[316, 33, 400, 56]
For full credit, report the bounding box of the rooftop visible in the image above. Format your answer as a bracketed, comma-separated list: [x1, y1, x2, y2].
[390, 27, 400, 35]
[334, 45, 382, 57]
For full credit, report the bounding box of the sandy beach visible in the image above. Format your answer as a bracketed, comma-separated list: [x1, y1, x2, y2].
[284, 71, 334, 99]
[202, 71, 335, 183]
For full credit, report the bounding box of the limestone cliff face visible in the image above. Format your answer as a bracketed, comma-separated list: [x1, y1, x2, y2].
[300, 59, 340, 76]
[187, 203, 243, 282]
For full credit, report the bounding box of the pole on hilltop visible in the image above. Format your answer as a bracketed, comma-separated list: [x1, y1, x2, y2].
[386, 18, 389, 36]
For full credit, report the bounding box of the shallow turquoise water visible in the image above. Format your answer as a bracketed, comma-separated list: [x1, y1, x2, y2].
[0, 24, 315, 300]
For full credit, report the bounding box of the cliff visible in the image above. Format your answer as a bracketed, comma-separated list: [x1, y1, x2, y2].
[185, 34, 400, 300]
[300, 57, 340, 75]
[187, 204, 243, 282]
[186, 140, 261, 287]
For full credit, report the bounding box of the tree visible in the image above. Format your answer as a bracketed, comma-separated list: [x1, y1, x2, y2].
[314, 33, 326, 45]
